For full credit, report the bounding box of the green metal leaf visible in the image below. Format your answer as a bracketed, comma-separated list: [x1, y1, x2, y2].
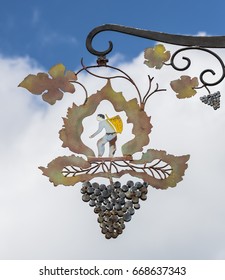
[170, 75, 199, 99]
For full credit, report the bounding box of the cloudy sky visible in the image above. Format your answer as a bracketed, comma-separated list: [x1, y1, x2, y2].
[0, 0, 225, 260]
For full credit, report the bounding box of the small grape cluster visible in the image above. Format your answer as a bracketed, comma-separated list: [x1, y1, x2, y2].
[200, 91, 221, 110]
[81, 180, 148, 239]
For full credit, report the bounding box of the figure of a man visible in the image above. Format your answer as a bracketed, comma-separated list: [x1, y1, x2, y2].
[89, 114, 117, 157]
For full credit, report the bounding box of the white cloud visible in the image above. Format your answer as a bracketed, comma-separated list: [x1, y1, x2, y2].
[0, 44, 225, 260]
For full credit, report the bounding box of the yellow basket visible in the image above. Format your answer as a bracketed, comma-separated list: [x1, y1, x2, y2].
[106, 115, 123, 133]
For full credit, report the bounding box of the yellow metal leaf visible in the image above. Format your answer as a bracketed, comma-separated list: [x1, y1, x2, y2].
[144, 44, 170, 69]
[170, 75, 199, 98]
[48, 63, 66, 78]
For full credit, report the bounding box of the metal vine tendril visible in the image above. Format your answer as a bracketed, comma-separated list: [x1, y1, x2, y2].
[75, 58, 142, 103]
[169, 47, 225, 87]
[74, 58, 164, 108]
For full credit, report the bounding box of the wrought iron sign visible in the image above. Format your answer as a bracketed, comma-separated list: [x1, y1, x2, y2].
[19, 24, 224, 239]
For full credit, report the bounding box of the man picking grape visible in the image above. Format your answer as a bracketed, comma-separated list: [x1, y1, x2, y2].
[89, 114, 122, 157]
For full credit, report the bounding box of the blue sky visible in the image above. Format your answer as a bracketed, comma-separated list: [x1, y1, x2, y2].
[1, 0, 225, 69]
[1, 0, 225, 260]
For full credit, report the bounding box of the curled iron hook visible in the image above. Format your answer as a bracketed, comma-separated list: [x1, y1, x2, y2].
[86, 24, 225, 57]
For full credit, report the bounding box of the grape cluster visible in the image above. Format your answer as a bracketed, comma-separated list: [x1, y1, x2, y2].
[81, 180, 148, 239]
[200, 91, 221, 110]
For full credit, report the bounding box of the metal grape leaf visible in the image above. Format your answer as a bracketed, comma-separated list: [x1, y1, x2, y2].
[170, 75, 199, 99]
[39, 155, 91, 186]
[132, 149, 190, 189]
[144, 44, 170, 69]
[19, 64, 77, 105]
[59, 80, 152, 157]
[39, 149, 190, 189]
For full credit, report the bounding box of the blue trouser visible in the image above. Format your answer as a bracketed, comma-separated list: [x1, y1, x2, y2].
[97, 133, 117, 157]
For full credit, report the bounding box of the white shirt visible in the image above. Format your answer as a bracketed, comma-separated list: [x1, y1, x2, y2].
[91, 120, 116, 137]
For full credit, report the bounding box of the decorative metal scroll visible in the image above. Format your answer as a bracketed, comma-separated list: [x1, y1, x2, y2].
[87, 24, 225, 109]
[19, 24, 224, 239]
[86, 24, 225, 56]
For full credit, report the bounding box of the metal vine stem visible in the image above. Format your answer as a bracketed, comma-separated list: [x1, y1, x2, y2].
[74, 58, 165, 107]
[62, 159, 172, 181]
[86, 24, 225, 88]
[77, 58, 142, 103]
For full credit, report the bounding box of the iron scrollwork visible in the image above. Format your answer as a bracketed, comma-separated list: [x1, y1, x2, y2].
[86, 24, 225, 106]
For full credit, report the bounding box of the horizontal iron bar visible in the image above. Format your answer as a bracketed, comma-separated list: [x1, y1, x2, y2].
[88, 156, 133, 162]
[86, 24, 225, 56]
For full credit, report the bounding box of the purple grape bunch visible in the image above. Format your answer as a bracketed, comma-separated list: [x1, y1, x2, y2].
[200, 91, 221, 110]
[81, 180, 148, 239]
